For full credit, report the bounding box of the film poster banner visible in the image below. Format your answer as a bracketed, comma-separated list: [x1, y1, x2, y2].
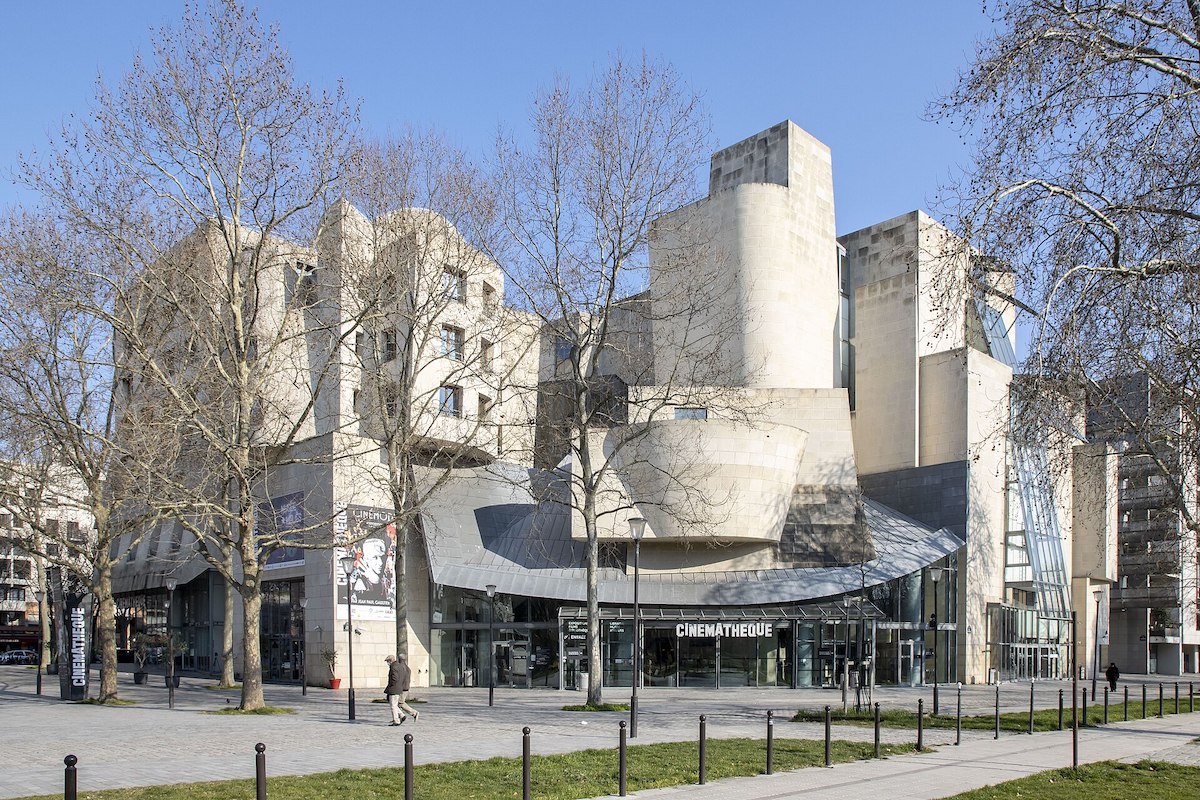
[335, 505, 397, 622]
[261, 492, 305, 570]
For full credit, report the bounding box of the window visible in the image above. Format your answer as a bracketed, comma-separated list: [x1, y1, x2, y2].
[442, 268, 466, 301]
[384, 386, 400, 420]
[674, 407, 708, 420]
[441, 325, 465, 360]
[289, 262, 317, 308]
[478, 394, 492, 421]
[381, 328, 398, 362]
[482, 282, 497, 307]
[554, 337, 575, 362]
[351, 389, 360, 417]
[480, 338, 495, 371]
[439, 385, 463, 417]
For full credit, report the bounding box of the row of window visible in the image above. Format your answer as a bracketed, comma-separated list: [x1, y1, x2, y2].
[370, 326, 496, 369]
[351, 385, 492, 421]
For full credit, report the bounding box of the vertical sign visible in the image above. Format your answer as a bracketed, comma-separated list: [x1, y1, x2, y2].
[49, 567, 92, 701]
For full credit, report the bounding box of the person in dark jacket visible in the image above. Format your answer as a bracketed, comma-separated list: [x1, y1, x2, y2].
[1105, 662, 1120, 692]
[385, 654, 419, 726]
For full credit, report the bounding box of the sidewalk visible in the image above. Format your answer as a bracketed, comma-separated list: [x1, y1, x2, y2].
[2, 665, 1199, 800]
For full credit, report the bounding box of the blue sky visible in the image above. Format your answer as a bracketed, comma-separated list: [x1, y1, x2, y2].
[0, 2, 993, 236]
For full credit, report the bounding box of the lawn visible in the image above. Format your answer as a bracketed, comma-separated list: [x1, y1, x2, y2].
[17, 737, 916, 800]
[945, 760, 1200, 799]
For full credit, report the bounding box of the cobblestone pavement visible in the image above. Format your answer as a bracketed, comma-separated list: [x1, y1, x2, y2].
[2, 665, 1199, 799]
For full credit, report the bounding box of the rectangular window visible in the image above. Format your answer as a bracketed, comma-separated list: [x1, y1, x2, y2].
[554, 337, 574, 362]
[478, 394, 492, 421]
[381, 328, 398, 362]
[674, 407, 708, 420]
[441, 325, 465, 360]
[439, 385, 463, 418]
[480, 338, 495, 371]
[289, 262, 318, 308]
[442, 268, 466, 301]
[351, 389, 360, 417]
[384, 386, 400, 420]
[482, 281, 497, 307]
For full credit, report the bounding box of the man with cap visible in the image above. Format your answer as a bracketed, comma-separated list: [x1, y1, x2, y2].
[385, 654, 419, 726]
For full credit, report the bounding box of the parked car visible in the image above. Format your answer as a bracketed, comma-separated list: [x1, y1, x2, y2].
[2, 649, 37, 665]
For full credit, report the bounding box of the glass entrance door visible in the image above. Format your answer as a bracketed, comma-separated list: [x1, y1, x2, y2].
[899, 639, 916, 686]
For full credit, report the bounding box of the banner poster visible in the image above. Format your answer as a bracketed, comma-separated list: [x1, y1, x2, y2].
[49, 567, 93, 701]
[261, 491, 306, 570]
[334, 505, 397, 622]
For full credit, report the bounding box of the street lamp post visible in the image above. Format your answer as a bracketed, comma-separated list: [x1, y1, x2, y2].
[486, 584, 497, 707]
[931, 569, 941, 715]
[164, 577, 177, 710]
[33, 589, 44, 696]
[1091, 588, 1103, 697]
[299, 597, 308, 697]
[338, 555, 357, 721]
[842, 595, 851, 712]
[628, 517, 646, 738]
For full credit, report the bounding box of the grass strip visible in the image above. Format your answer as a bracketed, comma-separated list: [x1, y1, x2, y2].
[15, 737, 916, 800]
[794, 698, 1195, 733]
[944, 760, 1200, 799]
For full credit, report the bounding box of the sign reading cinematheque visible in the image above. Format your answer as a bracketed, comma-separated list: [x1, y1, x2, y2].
[674, 622, 778, 638]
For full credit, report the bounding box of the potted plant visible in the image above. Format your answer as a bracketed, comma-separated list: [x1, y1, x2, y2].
[321, 647, 340, 689]
[131, 633, 155, 684]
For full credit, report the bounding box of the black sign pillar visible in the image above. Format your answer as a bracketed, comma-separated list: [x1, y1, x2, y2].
[49, 567, 92, 701]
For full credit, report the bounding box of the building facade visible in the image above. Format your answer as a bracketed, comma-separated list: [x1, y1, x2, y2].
[109, 121, 1117, 692]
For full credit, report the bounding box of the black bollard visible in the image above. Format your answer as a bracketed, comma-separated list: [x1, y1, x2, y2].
[874, 702, 882, 759]
[404, 734, 414, 800]
[619, 721, 627, 797]
[255, 743, 266, 800]
[824, 705, 832, 767]
[917, 698, 924, 752]
[1124, 686, 1129, 721]
[1191, 682, 1195, 713]
[1104, 687, 1109, 725]
[933, 683, 940, 717]
[64, 755, 77, 800]
[1082, 687, 1088, 727]
[956, 684, 962, 746]
[994, 683, 1000, 740]
[1159, 683, 1164, 718]
[522, 727, 531, 800]
[699, 715, 707, 785]
[1175, 683, 1180, 715]
[1058, 688, 1064, 731]
[1029, 683, 1035, 735]
[766, 710, 774, 775]
[1142, 683, 1147, 719]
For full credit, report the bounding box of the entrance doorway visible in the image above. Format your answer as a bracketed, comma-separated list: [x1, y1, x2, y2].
[899, 639, 916, 686]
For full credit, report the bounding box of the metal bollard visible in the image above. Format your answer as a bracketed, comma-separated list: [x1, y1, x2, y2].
[1104, 687, 1109, 725]
[699, 715, 707, 785]
[1159, 683, 1164, 718]
[766, 710, 774, 775]
[1191, 682, 1195, 713]
[933, 683, 940, 717]
[917, 698, 924, 751]
[874, 702, 882, 759]
[994, 684, 1000, 740]
[1142, 684, 1147, 719]
[956, 684, 962, 746]
[522, 727, 531, 800]
[1175, 683, 1180, 715]
[404, 734, 414, 800]
[1124, 686, 1129, 721]
[1082, 687, 1088, 727]
[255, 743, 266, 800]
[618, 721, 627, 797]
[824, 705, 832, 767]
[64, 755, 77, 800]
[1058, 689, 1064, 731]
[1029, 683, 1035, 735]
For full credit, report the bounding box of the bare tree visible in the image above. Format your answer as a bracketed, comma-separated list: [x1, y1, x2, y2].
[491, 54, 749, 705]
[0, 210, 180, 703]
[332, 131, 538, 660]
[933, 0, 1200, 534]
[13, 0, 357, 710]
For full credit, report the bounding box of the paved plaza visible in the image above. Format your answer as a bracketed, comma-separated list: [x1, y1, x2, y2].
[2, 665, 1200, 799]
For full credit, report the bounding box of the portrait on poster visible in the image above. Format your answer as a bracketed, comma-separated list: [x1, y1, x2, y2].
[335, 505, 397, 621]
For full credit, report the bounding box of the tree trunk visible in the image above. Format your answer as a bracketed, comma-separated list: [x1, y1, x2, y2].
[585, 501, 602, 707]
[221, 571, 236, 686]
[94, 559, 119, 702]
[239, 582, 264, 709]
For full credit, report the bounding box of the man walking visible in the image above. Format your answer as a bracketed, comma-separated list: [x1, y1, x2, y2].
[385, 654, 419, 726]
[1105, 661, 1120, 693]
